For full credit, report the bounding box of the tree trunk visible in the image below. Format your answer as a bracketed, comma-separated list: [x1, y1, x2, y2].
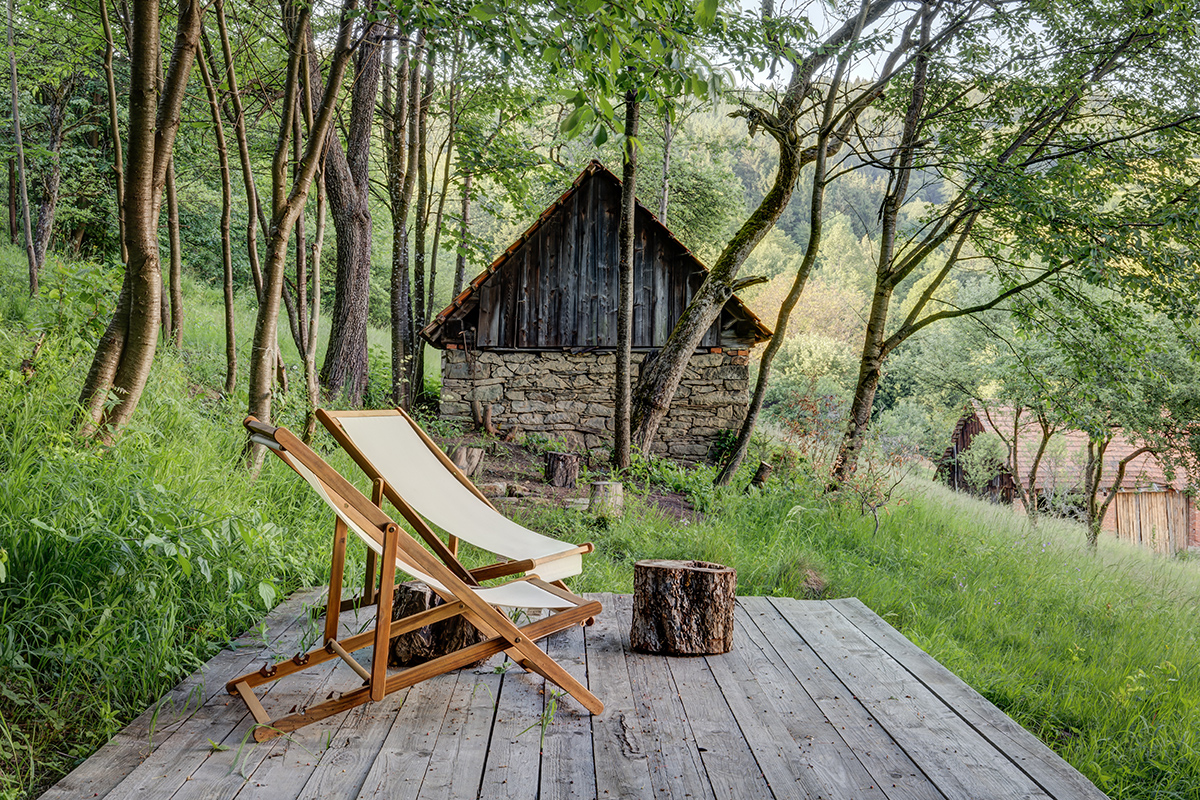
[545, 451, 580, 488]
[245, 0, 356, 467]
[164, 159, 183, 347]
[657, 116, 671, 223]
[7, 0, 35, 294]
[210, 0, 265, 301]
[318, 5, 383, 406]
[99, 0, 126, 263]
[8, 158, 15, 244]
[32, 82, 70, 275]
[827, 286, 892, 487]
[828, 3, 932, 490]
[628, 0, 890, 453]
[630, 559, 736, 655]
[450, 445, 485, 477]
[713, 23, 864, 486]
[614, 90, 639, 470]
[390, 31, 421, 406]
[196, 43, 235, 394]
[453, 169, 471, 297]
[387, 581, 486, 667]
[78, 0, 203, 436]
[408, 48, 436, 402]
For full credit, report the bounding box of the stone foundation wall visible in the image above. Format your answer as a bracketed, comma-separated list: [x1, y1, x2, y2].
[439, 350, 750, 459]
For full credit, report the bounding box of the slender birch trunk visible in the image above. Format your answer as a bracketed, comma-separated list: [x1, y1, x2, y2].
[7, 0, 35, 294]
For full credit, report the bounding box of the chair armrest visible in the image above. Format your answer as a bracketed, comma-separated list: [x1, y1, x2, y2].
[470, 559, 537, 582]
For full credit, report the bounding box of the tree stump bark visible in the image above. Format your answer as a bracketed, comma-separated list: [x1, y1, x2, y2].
[545, 451, 581, 488]
[449, 445, 485, 477]
[589, 481, 624, 518]
[630, 560, 736, 655]
[746, 461, 773, 491]
[388, 581, 487, 667]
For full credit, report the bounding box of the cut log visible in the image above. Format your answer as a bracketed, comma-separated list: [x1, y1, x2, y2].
[388, 581, 487, 667]
[589, 481, 624, 518]
[630, 559, 736, 655]
[449, 445, 485, 477]
[545, 451, 581, 488]
[746, 461, 773, 492]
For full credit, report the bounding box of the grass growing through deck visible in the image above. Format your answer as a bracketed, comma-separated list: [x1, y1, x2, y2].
[1, 248, 1198, 799]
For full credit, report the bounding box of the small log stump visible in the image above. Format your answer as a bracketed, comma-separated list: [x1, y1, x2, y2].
[545, 451, 581, 488]
[630, 560, 736, 655]
[746, 461, 773, 492]
[388, 581, 487, 667]
[449, 445, 485, 477]
[589, 481, 624, 518]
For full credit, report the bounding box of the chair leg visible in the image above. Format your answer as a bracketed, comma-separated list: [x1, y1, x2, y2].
[370, 524, 399, 701]
[325, 518, 349, 643]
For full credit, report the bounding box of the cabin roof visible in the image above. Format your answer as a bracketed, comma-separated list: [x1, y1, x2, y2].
[943, 401, 1192, 492]
[421, 160, 772, 347]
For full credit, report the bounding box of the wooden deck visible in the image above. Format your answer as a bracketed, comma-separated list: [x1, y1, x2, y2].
[40, 591, 1106, 800]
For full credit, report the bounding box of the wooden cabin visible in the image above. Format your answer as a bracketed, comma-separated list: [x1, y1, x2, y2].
[421, 161, 772, 458]
[938, 402, 1199, 554]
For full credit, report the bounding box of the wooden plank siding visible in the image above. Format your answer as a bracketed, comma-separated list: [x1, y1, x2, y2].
[432, 161, 770, 351]
[1114, 490, 1190, 555]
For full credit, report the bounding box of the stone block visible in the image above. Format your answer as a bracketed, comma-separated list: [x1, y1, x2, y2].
[580, 417, 608, 432]
[519, 413, 546, 425]
[509, 400, 550, 414]
[585, 403, 611, 416]
[442, 360, 472, 380]
[544, 412, 577, 425]
[474, 384, 504, 402]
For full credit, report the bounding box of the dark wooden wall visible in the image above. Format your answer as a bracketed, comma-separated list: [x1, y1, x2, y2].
[474, 171, 722, 349]
[941, 412, 1014, 502]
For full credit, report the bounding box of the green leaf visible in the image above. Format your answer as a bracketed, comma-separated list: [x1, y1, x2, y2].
[257, 582, 277, 610]
[561, 104, 588, 134]
[468, 3, 498, 22]
[696, 0, 718, 28]
[208, 739, 230, 752]
[593, 126, 609, 146]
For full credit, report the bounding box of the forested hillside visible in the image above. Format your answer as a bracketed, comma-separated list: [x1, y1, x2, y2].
[1, 0, 1199, 796]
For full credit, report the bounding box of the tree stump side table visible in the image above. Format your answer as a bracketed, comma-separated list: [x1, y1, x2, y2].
[630, 559, 737, 655]
[388, 581, 487, 667]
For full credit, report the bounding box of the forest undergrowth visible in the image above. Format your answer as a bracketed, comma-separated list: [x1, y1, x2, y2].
[1, 250, 1198, 799]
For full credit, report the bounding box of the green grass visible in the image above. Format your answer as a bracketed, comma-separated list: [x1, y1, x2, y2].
[1, 248, 1199, 799]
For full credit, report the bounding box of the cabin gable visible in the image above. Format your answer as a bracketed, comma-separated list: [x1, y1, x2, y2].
[423, 161, 770, 351]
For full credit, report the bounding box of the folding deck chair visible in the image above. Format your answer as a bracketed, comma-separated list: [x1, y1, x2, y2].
[227, 417, 603, 742]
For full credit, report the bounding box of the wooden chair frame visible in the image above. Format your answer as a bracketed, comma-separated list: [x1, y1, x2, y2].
[227, 417, 603, 742]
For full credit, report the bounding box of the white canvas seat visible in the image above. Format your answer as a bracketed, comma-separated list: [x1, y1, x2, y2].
[318, 408, 592, 586]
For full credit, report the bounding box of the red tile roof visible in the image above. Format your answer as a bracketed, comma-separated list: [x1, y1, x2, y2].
[967, 401, 1192, 491]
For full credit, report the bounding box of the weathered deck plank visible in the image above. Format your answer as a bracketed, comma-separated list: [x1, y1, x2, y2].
[614, 594, 714, 800]
[40, 591, 1108, 800]
[773, 598, 1051, 800]
[586, 593, 655, 799]
[539, 623, 596, 800]
[738, 597, 941, 800]
[39, 587, 325, 800]
[828, 598, 1109, 800]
